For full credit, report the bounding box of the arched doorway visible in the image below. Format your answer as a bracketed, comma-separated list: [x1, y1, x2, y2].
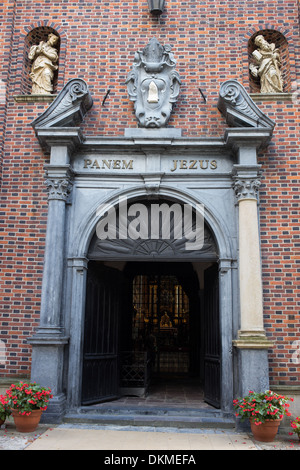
[81, 198, 221, 408]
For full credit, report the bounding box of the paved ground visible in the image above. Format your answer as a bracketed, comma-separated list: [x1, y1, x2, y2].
[1, 420, 300, 451]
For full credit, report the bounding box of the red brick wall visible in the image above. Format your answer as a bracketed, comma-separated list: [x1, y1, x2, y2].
[0, 1, 299, 385]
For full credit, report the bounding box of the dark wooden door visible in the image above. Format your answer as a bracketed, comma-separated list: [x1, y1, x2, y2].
[81, 263, 122, 405]
[204, 264, 221, 408]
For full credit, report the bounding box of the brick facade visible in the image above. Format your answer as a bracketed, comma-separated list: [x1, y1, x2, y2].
[0, 0, 299, 389]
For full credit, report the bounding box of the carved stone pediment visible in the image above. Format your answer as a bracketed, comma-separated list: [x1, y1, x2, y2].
[126, 38, 181, 128]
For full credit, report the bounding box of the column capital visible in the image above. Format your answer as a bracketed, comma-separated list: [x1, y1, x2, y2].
[232, 164, 262, 202]
[67, 257, 89, 272]
[46, 177, 73, 202]
[218, 258, 234, 273]
[233, 177, 261, 202]
[45, 165, 74, 202]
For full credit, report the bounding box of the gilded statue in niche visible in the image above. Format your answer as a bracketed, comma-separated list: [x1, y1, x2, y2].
[28, 33, 59, 94]
[249, 35, 283, 93]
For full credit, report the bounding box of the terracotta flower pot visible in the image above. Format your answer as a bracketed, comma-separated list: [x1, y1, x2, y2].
[11, 409, 43, 433]
[250, 418, 282, 442]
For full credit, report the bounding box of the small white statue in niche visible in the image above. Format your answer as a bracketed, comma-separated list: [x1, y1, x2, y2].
[249, 35, 283, 93]
[28, 33, 59, 94]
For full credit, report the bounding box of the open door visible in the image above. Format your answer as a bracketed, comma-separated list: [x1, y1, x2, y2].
[204, 264, 221, 408]
[81, 263, 122, 405]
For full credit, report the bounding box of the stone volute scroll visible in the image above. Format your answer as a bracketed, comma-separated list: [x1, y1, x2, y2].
[126, 38, 181, 128]
[28, 33, 59, 95]
[32, 78, 93, 130]
[249, 35, 283, 93]
[32, 78, 93, 150]
[217, 79, 275, 130]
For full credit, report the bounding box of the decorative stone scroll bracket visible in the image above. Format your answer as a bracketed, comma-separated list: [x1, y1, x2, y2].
[31, 78, 93, 151]
[32, 78, 93, 129]
[218, 79, 275, 131]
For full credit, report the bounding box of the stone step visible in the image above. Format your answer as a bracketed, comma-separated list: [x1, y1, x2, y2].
[76, 404, 224, 417]
[63, 406, 236, 429]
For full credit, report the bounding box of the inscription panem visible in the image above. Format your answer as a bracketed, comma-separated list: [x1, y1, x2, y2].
[83, 158, 218, 172]
[84, 159, 134, 170]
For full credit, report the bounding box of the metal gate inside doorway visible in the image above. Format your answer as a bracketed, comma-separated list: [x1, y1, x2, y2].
[82, 261, 221, 408]
[130, 273, 190, 377]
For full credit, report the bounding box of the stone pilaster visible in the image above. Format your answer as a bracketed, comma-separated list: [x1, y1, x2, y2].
[29, 79, 93, 422]
[29, 150, 74, 423]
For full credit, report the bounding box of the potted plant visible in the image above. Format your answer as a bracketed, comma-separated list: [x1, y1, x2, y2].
[5, 381, 53, 432]
[233, 390, 293, 442]
[0, 394, 11, 426]
[289, 417, 300, 441]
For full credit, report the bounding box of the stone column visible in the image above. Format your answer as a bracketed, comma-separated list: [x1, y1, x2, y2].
[232, 164, 272, 396]
[29, 146, 73, 423]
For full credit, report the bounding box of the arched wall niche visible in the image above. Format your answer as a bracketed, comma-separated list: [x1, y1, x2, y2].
[22, 27, 61, 95]
[248, 29, 291, 93]
[16, 21, 67, 96]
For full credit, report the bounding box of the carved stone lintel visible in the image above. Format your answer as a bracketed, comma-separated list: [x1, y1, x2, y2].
[233, 177, 261, 202]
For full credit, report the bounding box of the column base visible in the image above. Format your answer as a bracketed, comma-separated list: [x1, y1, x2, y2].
[28, 330, 69, 403]
[233, 330, 272, 398]
[232, 330, 273, 349]
[236, 347, 271, 397]
[40, 393, 67, 424]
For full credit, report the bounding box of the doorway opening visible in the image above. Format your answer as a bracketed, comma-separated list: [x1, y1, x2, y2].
[81, 260, 221, 409]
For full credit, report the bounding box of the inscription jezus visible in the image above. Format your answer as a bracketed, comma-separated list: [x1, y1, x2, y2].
[170, 160, 218, 171]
